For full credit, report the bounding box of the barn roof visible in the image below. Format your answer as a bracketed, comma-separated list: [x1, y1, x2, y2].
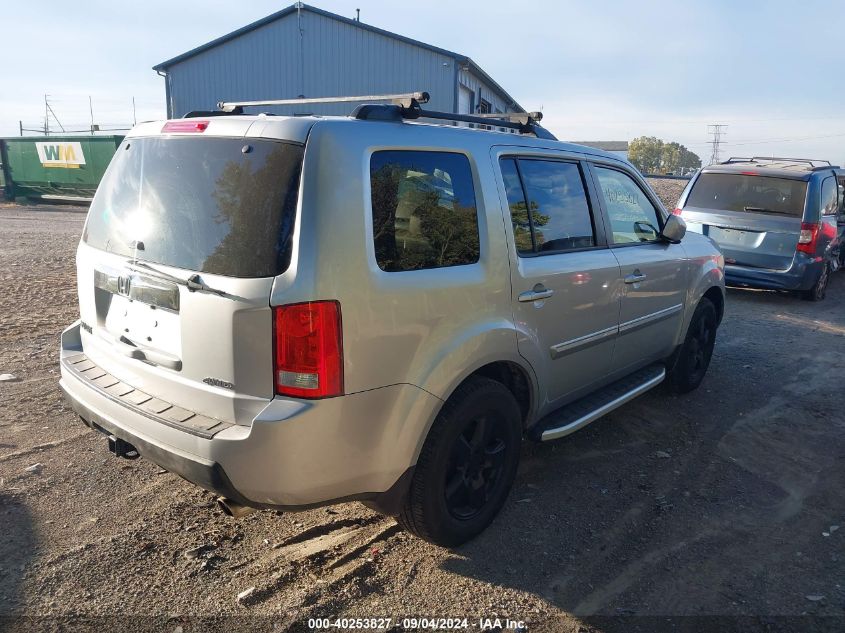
[572, 141, 629, 152]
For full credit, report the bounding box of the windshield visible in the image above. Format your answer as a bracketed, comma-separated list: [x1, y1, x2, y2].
[686, 173, 807, 217]
[83, 136, 303, 277]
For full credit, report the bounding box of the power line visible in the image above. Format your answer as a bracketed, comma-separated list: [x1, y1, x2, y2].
[707, 124, 727, 164]
[726, 132, 845, 146]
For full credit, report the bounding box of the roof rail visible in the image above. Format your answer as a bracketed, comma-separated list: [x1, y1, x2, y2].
[183, 109, 245, 118]
[352, 100, 556, 140]
[721, 156, 832, 167]
[474, 111, 545, 125]
[216, 91, 430, 113]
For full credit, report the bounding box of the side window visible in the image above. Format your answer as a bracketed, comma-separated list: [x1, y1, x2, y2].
[370, 150, 480, 272]
[820, 176, 838, 216]
[500, 158, 534, 254]
[838, 177, 845, 214]
[499, 158, 596, 255]
[593, 166, 662, 244]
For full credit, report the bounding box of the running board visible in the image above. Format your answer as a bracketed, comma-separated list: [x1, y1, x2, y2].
[529, 364, 666, 442]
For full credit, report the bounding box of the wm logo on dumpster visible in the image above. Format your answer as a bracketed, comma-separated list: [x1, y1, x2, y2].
[35, 142, 86, 169]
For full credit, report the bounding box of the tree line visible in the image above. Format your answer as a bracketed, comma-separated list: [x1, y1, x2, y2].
[628, 136, 701, 175]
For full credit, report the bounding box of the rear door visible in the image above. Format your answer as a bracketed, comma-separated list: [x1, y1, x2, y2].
[497, 153, 622, 410]
[588, 163, 688, 372]
[681, 171, 808, 270]
[77, 133, 304, 425]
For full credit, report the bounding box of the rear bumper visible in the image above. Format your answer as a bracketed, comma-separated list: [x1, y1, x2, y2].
[724, 255, 822, 291]
[59, 321, 439, 514]
[60, 379, 252, 505]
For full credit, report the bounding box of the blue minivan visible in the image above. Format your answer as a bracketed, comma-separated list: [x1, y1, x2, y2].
[675, 157, 844, 301]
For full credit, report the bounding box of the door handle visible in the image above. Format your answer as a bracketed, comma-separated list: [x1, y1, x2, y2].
[518, 285, 554, 302]
[624, 270, 647, 284]
[114, 335, 183, 371]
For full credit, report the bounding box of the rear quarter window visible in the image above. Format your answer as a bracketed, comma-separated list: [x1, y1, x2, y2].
[820, 176, 838, 216]
[370, 150, 480, 272]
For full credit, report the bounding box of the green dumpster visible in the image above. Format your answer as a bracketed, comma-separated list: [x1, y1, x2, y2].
[1, 135, 124, 203]
[0, 140, 9, 199]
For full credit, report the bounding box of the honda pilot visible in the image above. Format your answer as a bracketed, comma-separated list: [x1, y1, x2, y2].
[59, 93, 725, 546]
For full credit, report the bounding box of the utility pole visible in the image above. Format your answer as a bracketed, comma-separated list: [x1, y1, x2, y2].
[42, 95, 66, 135]
[707, 124, 727, 165]
[46, 101, 65, 134]
[89, 96, 95, 135]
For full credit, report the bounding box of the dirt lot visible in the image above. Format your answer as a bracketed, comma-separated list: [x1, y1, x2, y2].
[645, 177, 687, 210]
[1, 204, 844, 632]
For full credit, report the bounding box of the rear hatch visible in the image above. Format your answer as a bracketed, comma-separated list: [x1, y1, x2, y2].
[76, 128, 304, 425]
[681, 172, 807, 270]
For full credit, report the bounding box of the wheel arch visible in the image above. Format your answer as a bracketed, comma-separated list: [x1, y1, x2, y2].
[412, 318, 539, 415]
[458, 360, 535, 427]
[703, 285, 725, 326]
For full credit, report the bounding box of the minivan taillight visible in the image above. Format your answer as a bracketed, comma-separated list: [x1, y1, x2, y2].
[273, 301, 343, 399]
[797, 222, 819, 255]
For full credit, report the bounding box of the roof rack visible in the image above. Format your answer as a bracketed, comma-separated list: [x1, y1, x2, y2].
[207, 91, 556, 140]
[352, 99, 555, 140]
[721, 156, 832, 167]
[217, 91, 430, 113]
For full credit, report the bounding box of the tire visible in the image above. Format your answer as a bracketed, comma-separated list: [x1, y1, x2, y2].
[666, 297, 717, 394]
[801, 262, 829, 302]
[397, 376, 522, 547]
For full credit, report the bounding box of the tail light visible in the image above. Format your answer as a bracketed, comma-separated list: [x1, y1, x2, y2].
[821, 221, 837, 239]
[161, 120, 209, 133]
[671, 207, 683, 216]
[797, 222, 819, 255]
[273, 301, 343, 399]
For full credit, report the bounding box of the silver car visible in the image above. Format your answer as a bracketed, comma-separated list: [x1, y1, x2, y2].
[59, 95, 725, 546]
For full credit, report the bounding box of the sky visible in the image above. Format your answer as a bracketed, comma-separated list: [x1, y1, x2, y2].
[5, 0, 845, 165]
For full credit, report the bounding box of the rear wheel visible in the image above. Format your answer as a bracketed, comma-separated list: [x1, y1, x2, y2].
[802, 262, 829, 302]
[397, 376, 522, 547]
[666, 297, 717, 394]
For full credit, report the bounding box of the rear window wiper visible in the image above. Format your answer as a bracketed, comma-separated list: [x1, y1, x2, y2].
[127, 260, 228, 297]
[743, 206, 773, 213]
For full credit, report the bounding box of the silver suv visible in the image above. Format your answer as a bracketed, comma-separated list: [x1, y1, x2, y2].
[59, 94, 725, 546]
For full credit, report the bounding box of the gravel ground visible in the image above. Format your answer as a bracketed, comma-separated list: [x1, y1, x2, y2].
[1, 205, 844, 632]
[645, 177, 687, 210]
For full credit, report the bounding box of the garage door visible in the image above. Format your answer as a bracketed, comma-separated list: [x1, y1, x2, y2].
[458, 85, 473, 127]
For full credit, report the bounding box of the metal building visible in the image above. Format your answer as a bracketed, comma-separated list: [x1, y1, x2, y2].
[573, 141, 629, 160]
[153, 3, 524, 119]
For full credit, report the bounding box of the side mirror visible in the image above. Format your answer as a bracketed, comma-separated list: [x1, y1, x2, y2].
[661, 214, 687, 244]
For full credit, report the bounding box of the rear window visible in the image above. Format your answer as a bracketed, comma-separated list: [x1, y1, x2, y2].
[686, 173, 807, 217]
[84, 137, 303, 278]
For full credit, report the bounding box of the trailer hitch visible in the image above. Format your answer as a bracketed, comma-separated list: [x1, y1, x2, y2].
[108, 434, 139, 460]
